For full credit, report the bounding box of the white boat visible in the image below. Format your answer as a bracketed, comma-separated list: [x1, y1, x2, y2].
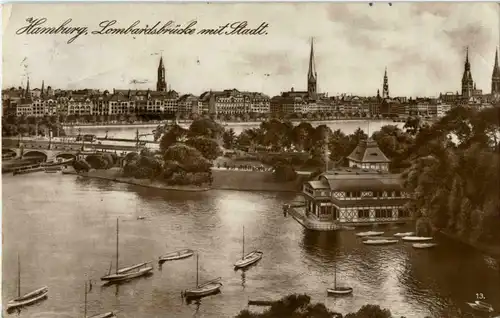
[356, 231, 384, 237]
[466, 301, 494, 313]
[401, 236, 433, 242]
[183, 254, 222, 299]
[393, 232, 415, 237]
[7, 255, 48, 310]
[83, 280, 116, 318]
[412, 243, 437, 249]
[159, 249, 194, 263]
[326, 261, 353, 296]
[100, 218, 153, 282]
[234, 226, 263, 269]
[363, 239, 399, 246]
[361, 236, 394, 241]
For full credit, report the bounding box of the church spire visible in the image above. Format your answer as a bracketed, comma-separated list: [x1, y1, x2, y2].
[156, 55, 167, 92]
[491, 47, 500, 95]
[462, 46, 474, 98]
[41, 80, 45, 97]
[382, 67, 389, 98]
[307, 37, 317, 99]
[24, 76, 31, 99]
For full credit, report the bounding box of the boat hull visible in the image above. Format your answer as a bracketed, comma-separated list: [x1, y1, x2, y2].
[401, 236, 433, 242]
[393, 232, 414, 237]
[7, 289, 48, 309]
[363, 239, 398, 245]
[101, 266, 153, 282]
[234, 251, 263, 269]
[467, 302, 494, 313]
[412, 243, 437, 249]
[89, 312, 116, 318]
[327, 287, 353, 295]
[184, 282, 222, 298]
[159, 249, 194, 262]
[356, 231, 384, 237]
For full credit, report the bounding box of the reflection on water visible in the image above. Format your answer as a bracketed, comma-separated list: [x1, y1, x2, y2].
[3, 173, 500, 317]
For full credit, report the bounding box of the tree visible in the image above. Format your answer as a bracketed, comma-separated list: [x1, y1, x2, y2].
[273, 162, 297, 182]
[185, 136, 222, 160]
[163, 143, 212, 173]
[328, 129, 351, 162]
[223, 128, 236, 149]
[159, 124, 188, 152]
[188, 117, 224, 139]
[291, 122, 314, 151]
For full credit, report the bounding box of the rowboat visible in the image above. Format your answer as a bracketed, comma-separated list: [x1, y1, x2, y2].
[412, 243, 437, 249]
[401, 236, 433, 242]
[159, 249, 194, 263]
[326, 261, 353, 296]
[83, 280, 116, 318]
[466, 301, 494, 313]
[100, 218, 153, 283]
[7, 255, 48, 310]
[393, 232, 414, 237]
[355, 231, 384, 237]
[363, 239, 399, 246]
[42, 158, 74, 167]
[183, 254, 222, 299]
[234, 226, 263, 269]
[361, 236, 394, 241]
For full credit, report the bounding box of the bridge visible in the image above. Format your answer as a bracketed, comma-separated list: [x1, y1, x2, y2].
[2, 138, 146, 162]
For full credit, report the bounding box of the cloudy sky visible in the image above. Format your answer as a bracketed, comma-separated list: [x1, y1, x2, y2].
[2, 2, 499, 97]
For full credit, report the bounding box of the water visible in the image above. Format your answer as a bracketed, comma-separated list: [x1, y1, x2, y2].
[3, 173, 500, 318]
[65, 120, 404, 140]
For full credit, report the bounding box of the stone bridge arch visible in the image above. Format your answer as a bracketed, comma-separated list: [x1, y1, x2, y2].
[2, 148, 18, 158]
[54, 152, 77, 160]
[23, 150, 48, 162]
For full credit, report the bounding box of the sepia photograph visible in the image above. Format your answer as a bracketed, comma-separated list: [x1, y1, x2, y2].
[2, 2, 500, 317]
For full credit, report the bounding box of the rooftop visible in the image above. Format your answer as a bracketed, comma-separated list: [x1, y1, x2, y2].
[346, 138, 390, 164]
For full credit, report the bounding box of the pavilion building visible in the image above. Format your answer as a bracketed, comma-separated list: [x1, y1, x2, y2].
[289, 138, 412, 230]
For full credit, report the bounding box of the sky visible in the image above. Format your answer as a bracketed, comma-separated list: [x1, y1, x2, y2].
[2, 2, 499, 97]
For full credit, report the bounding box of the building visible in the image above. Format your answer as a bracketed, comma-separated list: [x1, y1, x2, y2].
[382, 68, 390, 99]
[346, 138, 390, 171]
[491, 48, 500, 97]
[307, 38, 318, 100]
[461, 47, 475, 99]
[156, 56, 167, 92]
[288, 138, 412, 230]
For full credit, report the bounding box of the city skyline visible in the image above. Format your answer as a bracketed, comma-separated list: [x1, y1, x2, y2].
[2, 2, 499, 97]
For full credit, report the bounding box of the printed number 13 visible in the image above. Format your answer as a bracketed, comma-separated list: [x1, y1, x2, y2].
[476, 293, 485, 300]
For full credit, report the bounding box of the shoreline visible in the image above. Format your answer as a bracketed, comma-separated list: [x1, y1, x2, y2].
[62, 118, 397, 129]
[439, 230, 500, 259]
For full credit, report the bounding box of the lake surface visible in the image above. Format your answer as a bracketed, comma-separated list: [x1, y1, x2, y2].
[3, 172, 500, 318]
[66, 120, 404, 140]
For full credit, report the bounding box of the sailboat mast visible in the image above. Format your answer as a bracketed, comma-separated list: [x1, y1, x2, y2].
[196, 254, 199, 287]
[116, 218, 119, 274]
[84, 281, 88, 318]
[242, 226, 245, 259]
[334, 261, 337, 288]
[17, 254, 21, 298]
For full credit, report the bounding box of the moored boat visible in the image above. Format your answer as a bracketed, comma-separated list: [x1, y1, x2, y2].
[83, 280, 116, 318]
[401, 236, 433, 242]
[234, 226, 263, 269]
[183, 254, 222, 299]
[393, 232, 415, 237]
[361, 236, 394, 241]
[356, 231, 384, 237]
[466, 301, 494, 313]
[42, 158, 74, 167]
[326, 261, 353, 296]
[12, 164, 43, 175]
[159, 249, 194, 263]
[100, 218, 153, 283]
[412, 243, 437, 249]
[7, 255, 48, 310]
[363, 239, 399, 246]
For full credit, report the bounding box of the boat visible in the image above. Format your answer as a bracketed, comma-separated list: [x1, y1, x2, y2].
[42, 158, 74, 167]
[355, 231, 384, 237]
[412, 243, 437, 249]
[234, 226, 263, 269]
[401, 236, 433, 242]
[83, 280, 116, 318]
[393, 232, 415, 237]
[159, 249, 194, 263]
[361, 236, 394, 241]
[363, 239, 399, 246]
[12, 164, 43, 175]
[137, 216, 146, 220]
[466, 301, 494, 313]
[183, 254, 222, 299]
[100, 218, 153, 283]
[44, 166, 62, 173]
[7, 255, 48, 310]
[326, 260, 353, 296]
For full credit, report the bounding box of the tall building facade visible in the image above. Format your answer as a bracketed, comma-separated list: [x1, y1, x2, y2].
[307, 38, 317, 99]
[491, 48, 500, 95]
[461, 47, 474, 98]
[382, 68, 389, 98]
[156, 56, 167, 92]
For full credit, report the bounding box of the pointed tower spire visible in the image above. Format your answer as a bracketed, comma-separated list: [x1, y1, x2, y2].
[307, 37, 318, 100]
[495, 47, 498, 68]
[24, 76, 31, 99]
[382, 67, 389, 98]
[491, 47, 500, 95]
[465, 46, 470, 70]
[41, 80, 45, 97]
[462, 46, 474, 98]
[156, 54, 167, 92]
